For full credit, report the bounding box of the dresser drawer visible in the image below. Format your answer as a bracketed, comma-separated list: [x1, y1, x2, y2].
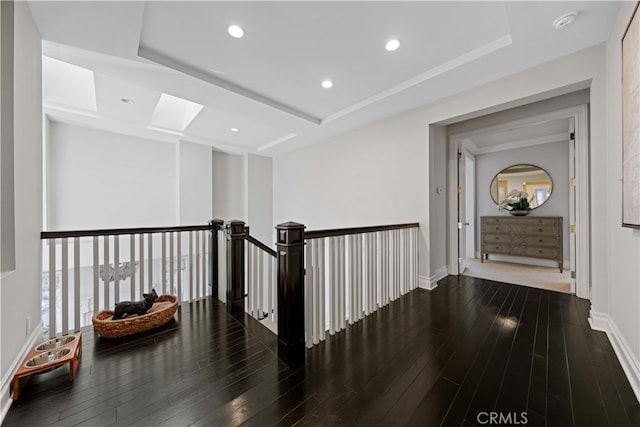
[483, 243, 510, 254]
[483, 233, 511, 244]
[524, 236, 559, 247]
[525, 246, 559, 259]
[528, 218, 560, 226]
[485, 224, 512, 233]
[524, 225, 559, 236]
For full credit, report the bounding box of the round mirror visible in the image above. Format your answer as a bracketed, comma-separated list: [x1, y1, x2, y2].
[490, 164, 553, 209]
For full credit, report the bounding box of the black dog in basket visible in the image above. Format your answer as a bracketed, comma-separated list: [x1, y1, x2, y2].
[112, 289, 158, 320]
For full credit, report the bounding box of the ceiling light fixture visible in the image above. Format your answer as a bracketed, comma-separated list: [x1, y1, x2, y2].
[228, 25, 244, 38]
[120, 98, 135, 104]
[385, 39, 400, 51]
[321, 80, 333, 89]
[231, 127, 239, 132]
[552, 12, 578, 30]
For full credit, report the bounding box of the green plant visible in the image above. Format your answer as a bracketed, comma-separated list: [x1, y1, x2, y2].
[498, 190, 532, 212]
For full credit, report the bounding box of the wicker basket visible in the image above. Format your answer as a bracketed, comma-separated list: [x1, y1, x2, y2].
[92, 295, 178, 338]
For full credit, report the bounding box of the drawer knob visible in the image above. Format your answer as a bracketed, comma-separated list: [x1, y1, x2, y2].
[495, 227, 499, 230]
[538, 228, 543, 232]
[539, 239, 543, 243]
[495, 237, 500, 240]
[538, 250, 543, 254]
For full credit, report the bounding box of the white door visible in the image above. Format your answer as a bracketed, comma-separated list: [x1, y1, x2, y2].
[568, 118, 577, 293]
[465, 154, 476, 261]
[457, 147, 476, 274]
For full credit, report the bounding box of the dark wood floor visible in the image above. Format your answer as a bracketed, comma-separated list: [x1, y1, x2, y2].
[4, 275, 640, 426]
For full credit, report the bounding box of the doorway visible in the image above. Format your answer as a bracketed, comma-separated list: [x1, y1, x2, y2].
[447, 104, 590, 298]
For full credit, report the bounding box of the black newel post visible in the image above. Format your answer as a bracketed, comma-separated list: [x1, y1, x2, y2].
[209, 218, 224, 301]
[276, 222, 306, 366]
[226, 220, 246, 315]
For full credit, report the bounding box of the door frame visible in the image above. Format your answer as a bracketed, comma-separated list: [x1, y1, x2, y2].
[447, 104, 590, 299]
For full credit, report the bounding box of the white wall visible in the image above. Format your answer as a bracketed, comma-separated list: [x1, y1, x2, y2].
[212, 150, 244, 222]
[273, 112, 430, 281]
[48, 123, 177, 229]
[178, 140, 212, 225]
[245, 154, 273, 244]
[600, 1, 640, 399]
[475, 142, 570, 259]
[429, 125, 448, 276]
[273, 43, 606, 295]
[1, 1, 42, 419]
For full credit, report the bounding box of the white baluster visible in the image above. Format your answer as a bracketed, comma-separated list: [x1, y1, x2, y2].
[195, 231, 201, 300]
[74, 237, 80, 331]
[202, 230, 207, 298]
[103, 236, 109, 310]
[412, 228, 420, 289]
[169, 232, 175, 296]
[147, 233, 153, 293]
[189, 231, 194, 301]
[49, 239, 56, 338]
[162, 233, 167, 295]
[271, 255, 277, 323]
[114, 235, 120, 305]
[177, 232, 182, 302]
[329, 236, 337, 335]
[305, 241, 313, 348]
[356, 234, 361, 322]
[319, 238, 326, 342]
[61, 237, 69, 334]
[139, 234, 145, 294]
[382, 231, 388, 305]
[338, 235, 346, 330]
[130, 234, 136, 300]
[93, 236, 99, 315]
[247, 244, 253, 315]
[258, 246, 264, 318]
[349, 235, 356, 325]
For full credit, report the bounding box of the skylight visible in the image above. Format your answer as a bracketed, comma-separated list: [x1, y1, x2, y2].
[150, 93, 204, 131]
[42, 56, 97, 111]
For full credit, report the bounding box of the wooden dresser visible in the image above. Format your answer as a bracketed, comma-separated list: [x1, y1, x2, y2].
[480, 216, 563, 272]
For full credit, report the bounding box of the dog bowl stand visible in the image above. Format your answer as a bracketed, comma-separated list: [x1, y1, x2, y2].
[12, 332, 82, 401]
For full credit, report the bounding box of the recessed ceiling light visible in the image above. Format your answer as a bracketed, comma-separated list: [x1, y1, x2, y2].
[385, 39, 400, 51]
[228, 25, 244, 38]
[321, 80, 333, 89]
[120, 98, 135, 104]
[553, 12, 578, 30]
[231, 127, 239, 132]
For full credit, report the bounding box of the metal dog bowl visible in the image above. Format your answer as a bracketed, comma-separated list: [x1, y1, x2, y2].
[25, 348, 72, 368]
[35, 335, 77, 351]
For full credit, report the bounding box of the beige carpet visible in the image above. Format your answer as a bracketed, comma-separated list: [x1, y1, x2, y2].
[463, 258, 571, 294]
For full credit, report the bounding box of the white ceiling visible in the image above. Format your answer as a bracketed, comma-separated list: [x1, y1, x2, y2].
[28, 1, 619, 156]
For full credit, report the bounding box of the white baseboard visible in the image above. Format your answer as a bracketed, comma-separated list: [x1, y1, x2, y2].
[419, 266, 448, 291]
[589, 310, 640, 404]
[418, 275, 431, 290]
[1, 321, 43, 424]
[588, 309, 609, 332]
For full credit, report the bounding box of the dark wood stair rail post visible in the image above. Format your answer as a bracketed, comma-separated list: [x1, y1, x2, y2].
[209, 218, 225, 301]
[275, 221, 306, 366]
[226, 220, 246, 315]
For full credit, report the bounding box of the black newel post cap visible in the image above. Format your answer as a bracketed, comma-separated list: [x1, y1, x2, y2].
[209, 218, 224, 229]
[276, 222, 306, 245]
[226, 220, 246, 235]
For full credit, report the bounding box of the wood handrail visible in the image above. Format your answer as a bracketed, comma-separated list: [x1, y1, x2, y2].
[41, 224, 211, 239]
[304, 222, 419, 239]
[245, 234, 277, 258]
